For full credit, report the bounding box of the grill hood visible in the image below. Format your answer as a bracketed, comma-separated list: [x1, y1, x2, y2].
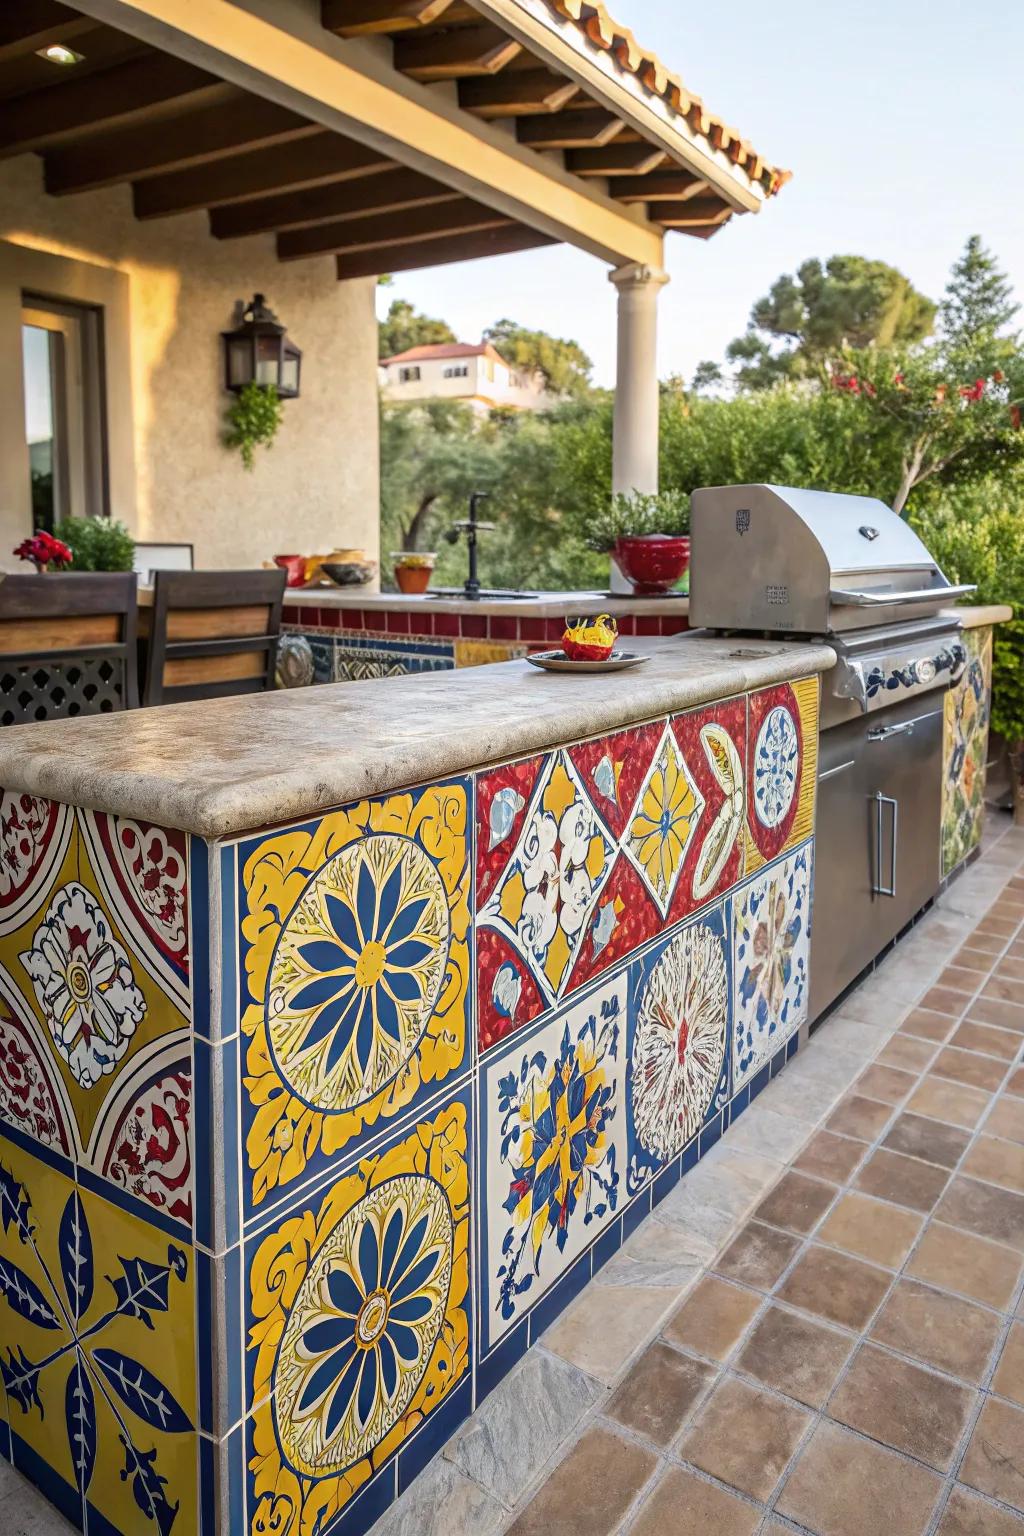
[688, 484, 974, 634]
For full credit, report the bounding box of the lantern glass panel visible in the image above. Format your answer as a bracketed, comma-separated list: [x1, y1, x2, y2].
[227, 337, 253, 389]
[280, 346, 301, 397]
[254, 334, 281, 386]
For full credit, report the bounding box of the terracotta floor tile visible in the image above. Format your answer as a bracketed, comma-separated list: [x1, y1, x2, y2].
[869, 1278, 1002, 1382]
[985, 1096, 1024, 1144]
[932, 1047, 1008, 1092]
[966, 998, 1024, 1035]
[984, 976, 1024, 1005]
[776, 1420, 942, 1536]
[628, 1466, 761, 1536]
[899, 1008, 957, 1043]
[663, 1276, 761, 1362]
[505, 1423, 658, 1536]
[735, 1303, 853, 1409]
[938, 965, 984, 995]
[907, 1222, 1024, 1310]
[777, 1245, 891, 1330]
[754, 1171, 837, 1236]
[935, 1484, 1024, 1536]
[951, 1021, 1023, 1062]
[992, 1321, 1024, 1407]
[1009, 1067, 1024, 1098]
[827, 1343, 976, 1470]
[959, 1398, 1024, 1511]
[604, 1341, 715, 1447]
[826, 1093, 895, 1141]
[908, 1076, 992, 1129]
[818, 1191, 922, 1269]
[855, 1064, 918, 1106]
[881, 1111, 971, 1169]
[964, 932, 1008, 955]
[714, 1221, 801, 1290]
[794, 1131, 867, 1184]
[954, 945, 997, 972]
[678, 1375, 810, 1501]
[963, 1136, 1024, 1195]
[854, 1147, 950, 1212]
[921, 985, 970, 1018]
[877, 1035, 938, 1073]
[935, 1176, 1024, 1251]
[997, 956, 1024, 982]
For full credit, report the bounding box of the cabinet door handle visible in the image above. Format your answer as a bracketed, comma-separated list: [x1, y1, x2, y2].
[872, 791, 898, 897]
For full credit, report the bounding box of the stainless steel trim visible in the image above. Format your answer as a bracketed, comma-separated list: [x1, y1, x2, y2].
[830, 583, 975, 607]
[866, 706, 945, 742]
[873, 791, 898, 897]
[818, 758, 856, 782]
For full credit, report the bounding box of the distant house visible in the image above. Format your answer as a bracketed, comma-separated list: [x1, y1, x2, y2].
[379, 342, 551, 413]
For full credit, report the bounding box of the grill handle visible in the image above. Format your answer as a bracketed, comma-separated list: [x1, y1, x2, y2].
[872, 791, 898, 898]
[830, 582, 976, 607]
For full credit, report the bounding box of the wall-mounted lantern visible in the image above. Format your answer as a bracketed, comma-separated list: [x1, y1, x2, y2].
[222, 294, 302, 398]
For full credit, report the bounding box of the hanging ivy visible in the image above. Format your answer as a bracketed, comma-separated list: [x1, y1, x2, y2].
[223, 382, 284, 471]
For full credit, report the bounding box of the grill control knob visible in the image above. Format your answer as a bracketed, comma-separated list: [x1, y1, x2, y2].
[859, 525, 880, 540]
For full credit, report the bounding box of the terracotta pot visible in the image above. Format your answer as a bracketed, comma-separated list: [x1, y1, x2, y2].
[394, 563, 432, 594]
[614, 534, 690, 595]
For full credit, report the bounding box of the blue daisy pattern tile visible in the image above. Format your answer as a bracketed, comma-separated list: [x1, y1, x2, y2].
[732, 842, 811, 1089]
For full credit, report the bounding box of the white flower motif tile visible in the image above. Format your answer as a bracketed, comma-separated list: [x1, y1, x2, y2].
[479, 752, 616, 1006]
[753, 704, 800, 829]
[622, 725, 705, 917]
[732, 842, 812, 1088]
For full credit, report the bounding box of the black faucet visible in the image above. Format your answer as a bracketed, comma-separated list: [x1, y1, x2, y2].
[445, 490, 495, 600]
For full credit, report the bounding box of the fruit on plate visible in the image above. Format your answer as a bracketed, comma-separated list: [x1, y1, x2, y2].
[561, 614, 618, 662]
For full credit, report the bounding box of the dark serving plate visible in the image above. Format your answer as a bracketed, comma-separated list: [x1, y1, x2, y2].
[321, 561, 376, 587]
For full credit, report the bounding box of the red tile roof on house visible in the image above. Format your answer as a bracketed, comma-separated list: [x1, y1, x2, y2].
[381, 341, 510, 366]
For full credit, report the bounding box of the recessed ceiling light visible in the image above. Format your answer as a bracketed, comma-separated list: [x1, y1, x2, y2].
[37, 43, 85, 66]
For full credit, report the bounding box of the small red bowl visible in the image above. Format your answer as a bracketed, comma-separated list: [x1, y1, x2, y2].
[615, 535, 690, 595]
[273, 554, 308, 588]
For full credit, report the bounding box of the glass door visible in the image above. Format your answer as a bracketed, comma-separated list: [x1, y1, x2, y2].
[21, 299, 106, 532]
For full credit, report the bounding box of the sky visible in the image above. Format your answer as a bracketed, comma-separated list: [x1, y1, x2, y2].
[378, 0, 1024, 386]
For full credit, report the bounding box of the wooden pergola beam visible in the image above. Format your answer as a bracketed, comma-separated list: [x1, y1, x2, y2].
[211, 167, 459, 238]
[133, 132, 395, 218]
[648, 198, 732, 228]
[322, 0, 455, 36]
[393, 22, 521, 80]
[280, 196, 511, 259]
[566, 143, 667, 178]
[0, 49, 220, 156]
[335, 223, 555, 279]
[610, 171, 711, 203]
[0, 2, 96, 63]
[458, 68, 579, 118]
[44, 93, 319, 193]
[516, 108, 623, 149]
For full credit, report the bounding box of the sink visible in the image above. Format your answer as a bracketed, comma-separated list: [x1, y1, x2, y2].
[428, 587, 540, 601]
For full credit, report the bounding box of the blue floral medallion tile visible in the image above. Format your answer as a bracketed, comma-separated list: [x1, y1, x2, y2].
[732, 840, 812, 1088]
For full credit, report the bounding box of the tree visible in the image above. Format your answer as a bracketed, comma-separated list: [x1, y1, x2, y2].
[378, 298, 455, 358]
[726, 256, 936, 390]
[691, 360, 724, 396]
[483, 318, 593, 396]
[939, 236, 1020, 376]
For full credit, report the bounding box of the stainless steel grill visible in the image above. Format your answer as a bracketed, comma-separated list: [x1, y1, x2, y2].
[687, 484, 976, 1021]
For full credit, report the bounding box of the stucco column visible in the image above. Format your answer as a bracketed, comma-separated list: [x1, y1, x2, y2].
[609, 262, 670, 495]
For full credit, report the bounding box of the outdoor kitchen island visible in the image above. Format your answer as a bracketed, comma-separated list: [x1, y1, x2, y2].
[0, 629, 843, 1536]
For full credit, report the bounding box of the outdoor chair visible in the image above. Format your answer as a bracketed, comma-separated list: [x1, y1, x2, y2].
[141, 568, 286, 707]
[0, 571, 139, 725]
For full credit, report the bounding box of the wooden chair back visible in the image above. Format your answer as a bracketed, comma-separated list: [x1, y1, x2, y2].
[0, 572, 139, 725]
[142, 569, 286, 707]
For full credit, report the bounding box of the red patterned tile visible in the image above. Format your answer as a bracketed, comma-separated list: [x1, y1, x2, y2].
[461, 615, 487, 639]
[745, 678, 819, 872]
[433, 612, 459, 637]
[490, 616, 518, 641]
[386, 611, 411, 634]
[340, 607, 365, 629]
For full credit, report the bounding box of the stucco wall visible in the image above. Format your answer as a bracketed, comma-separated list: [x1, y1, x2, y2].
[0, 156, 379, 571]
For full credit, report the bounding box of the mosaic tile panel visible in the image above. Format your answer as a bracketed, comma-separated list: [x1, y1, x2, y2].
[237, 780, 471, 1218]
[745, 677, 819, 872]
[942, 625, 993, 878]
[732, 841, 812, 1089]
[243, 1092, 471, 1536]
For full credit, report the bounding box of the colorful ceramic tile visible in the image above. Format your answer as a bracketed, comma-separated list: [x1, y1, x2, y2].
[0, 1130, 196, 1536]
[238, 781, 471, 1214]
[627, 902, 731, 1194]
[732, 841, 812, 1088]
[745, 678, 819, 872]
[0, 797, 193, 1226]
[942, 626, 993, 877]
[476, 752, 616, 1051]
[245, 1094, 470, 1536]
[479, 976, 627, 1354]
[453, 639, 528, 667]
[621, 723, 706, 915]
[570, 722, 663, 842]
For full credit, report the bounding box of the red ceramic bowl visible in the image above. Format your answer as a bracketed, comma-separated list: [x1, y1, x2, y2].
[615, 535, 690, 594]
[273, 554, 308, 588]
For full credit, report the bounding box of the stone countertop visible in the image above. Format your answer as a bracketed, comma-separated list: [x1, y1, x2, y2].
[0, 633, 835, 840]
[943, 604, 1013, 630]
[281, 588, 691, 619]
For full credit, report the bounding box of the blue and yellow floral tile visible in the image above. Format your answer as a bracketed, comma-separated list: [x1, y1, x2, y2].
[477, 976, 626, 1361]
[626, 900, 732, 1195]
[236, 781, 472, 1221]
[732, 841, 812, 1089]
[942, 626, 992, 878]
[745, 679, 819, 873]
[242, 1092, 471, 1536]
[0, 795, 194, 1232]
[0, 1127, 197, 1536]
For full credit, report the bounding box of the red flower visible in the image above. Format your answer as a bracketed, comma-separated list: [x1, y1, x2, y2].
[1012, 405, 1022, 431]
[13, 532, 72, 570]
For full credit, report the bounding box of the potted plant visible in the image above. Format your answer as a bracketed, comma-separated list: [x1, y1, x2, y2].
[54, 517, 135, 571]
[13, 531, 73, 573]
[391, 550, 437, 595]
[584, 490, 690, 594]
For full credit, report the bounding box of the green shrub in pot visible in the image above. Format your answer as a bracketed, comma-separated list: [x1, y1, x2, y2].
[54, 517, 136, 572]
[580, 489, 690, 553]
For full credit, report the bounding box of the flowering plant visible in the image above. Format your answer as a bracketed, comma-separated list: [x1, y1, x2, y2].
[13, 531, 73, 572]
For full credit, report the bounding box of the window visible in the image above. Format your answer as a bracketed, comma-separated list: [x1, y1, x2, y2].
[21, 297, 107, 532]
[443, 365, 469, 379]
[398, 365, 421, 383]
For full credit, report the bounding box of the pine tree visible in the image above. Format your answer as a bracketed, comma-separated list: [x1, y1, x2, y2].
[939, 236, 1019, 371]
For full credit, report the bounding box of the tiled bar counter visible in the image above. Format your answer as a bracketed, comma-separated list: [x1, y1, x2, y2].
[13, 621, 1007, 1536]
